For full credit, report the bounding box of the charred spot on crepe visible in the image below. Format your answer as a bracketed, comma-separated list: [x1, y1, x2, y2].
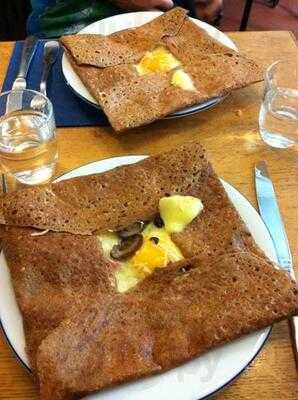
[179, 264, 192, 274]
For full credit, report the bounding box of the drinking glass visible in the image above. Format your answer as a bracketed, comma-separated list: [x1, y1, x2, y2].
[0, 89, 58, 185]
[259, 58, 298, 148]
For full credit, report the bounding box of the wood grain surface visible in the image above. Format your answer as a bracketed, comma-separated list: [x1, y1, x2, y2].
[0, 31, 297, 399]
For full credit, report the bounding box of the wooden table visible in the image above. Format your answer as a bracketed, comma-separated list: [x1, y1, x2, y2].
[0, 31, 297, 400]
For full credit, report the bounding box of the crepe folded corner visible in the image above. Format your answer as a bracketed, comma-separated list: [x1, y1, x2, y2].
[1, 226, 117, 369]
[36, 252, 298, 400]
[1, 141, 297, 400]
[60, 7, 263, 132]
[0, 142, 256, 247]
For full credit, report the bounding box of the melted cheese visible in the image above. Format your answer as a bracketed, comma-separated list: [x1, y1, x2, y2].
[171, 69, 196, 91]
[114, 264, 140, 293]
[135, 46, 180, 75]
[159, 195, 203, 233]
[98, 232, 119, 258]
[97, 233, 137, 293]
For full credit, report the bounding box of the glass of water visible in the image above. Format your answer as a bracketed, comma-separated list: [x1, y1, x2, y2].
[0, 89, 58, 185]
[259, 58, 298, 148]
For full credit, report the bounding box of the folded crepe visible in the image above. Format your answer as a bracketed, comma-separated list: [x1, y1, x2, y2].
[1, 142, 297, 400]
[1, 142, 262, 369]
[60, 7, 263, 131]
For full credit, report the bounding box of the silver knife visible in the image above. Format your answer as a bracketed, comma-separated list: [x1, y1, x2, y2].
[255, 160, 298, 365]
[6, 36, 38, 113]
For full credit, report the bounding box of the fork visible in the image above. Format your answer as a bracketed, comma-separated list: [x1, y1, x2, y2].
[31, 41, 60, 109]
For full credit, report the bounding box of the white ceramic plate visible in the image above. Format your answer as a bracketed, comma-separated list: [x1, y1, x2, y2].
[61, 11, 237, 119]
[0, 155, 276, 399]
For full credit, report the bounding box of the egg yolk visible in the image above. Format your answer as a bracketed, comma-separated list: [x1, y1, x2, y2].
[131, 239, 168, 276]
[135, 46, 181, 75]
[142, 223, 183, 263]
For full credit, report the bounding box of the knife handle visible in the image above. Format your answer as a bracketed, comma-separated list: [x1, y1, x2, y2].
[18, 36, 38, 79]
[289, 316, 298, 369]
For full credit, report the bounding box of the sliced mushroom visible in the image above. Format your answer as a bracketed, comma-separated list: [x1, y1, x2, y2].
[110, 234, 143, 260]
[118, 221, 145, 238]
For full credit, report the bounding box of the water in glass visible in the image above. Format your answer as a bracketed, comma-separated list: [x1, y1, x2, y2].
[0, 90, 57, 185]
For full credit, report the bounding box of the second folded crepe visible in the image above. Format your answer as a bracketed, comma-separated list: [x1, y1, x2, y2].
[60, 8, 262, 131]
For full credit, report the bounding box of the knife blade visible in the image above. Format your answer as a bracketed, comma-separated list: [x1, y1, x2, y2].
[255, 160, 298, 366]
[6, 36, 38, 114]
[255, 161, 294, 278]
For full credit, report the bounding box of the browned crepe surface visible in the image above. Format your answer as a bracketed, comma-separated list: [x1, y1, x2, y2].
[1, 141, 263, 370]
[36, 252, 298, 400]
[60, 8, 263, 131]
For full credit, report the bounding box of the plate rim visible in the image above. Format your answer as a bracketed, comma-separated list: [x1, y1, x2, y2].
[61, 10, 237, 118]
[0, 155, 275, 399]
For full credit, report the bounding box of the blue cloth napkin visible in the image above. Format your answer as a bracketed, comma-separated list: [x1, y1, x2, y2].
[2, 41, 109, 127]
